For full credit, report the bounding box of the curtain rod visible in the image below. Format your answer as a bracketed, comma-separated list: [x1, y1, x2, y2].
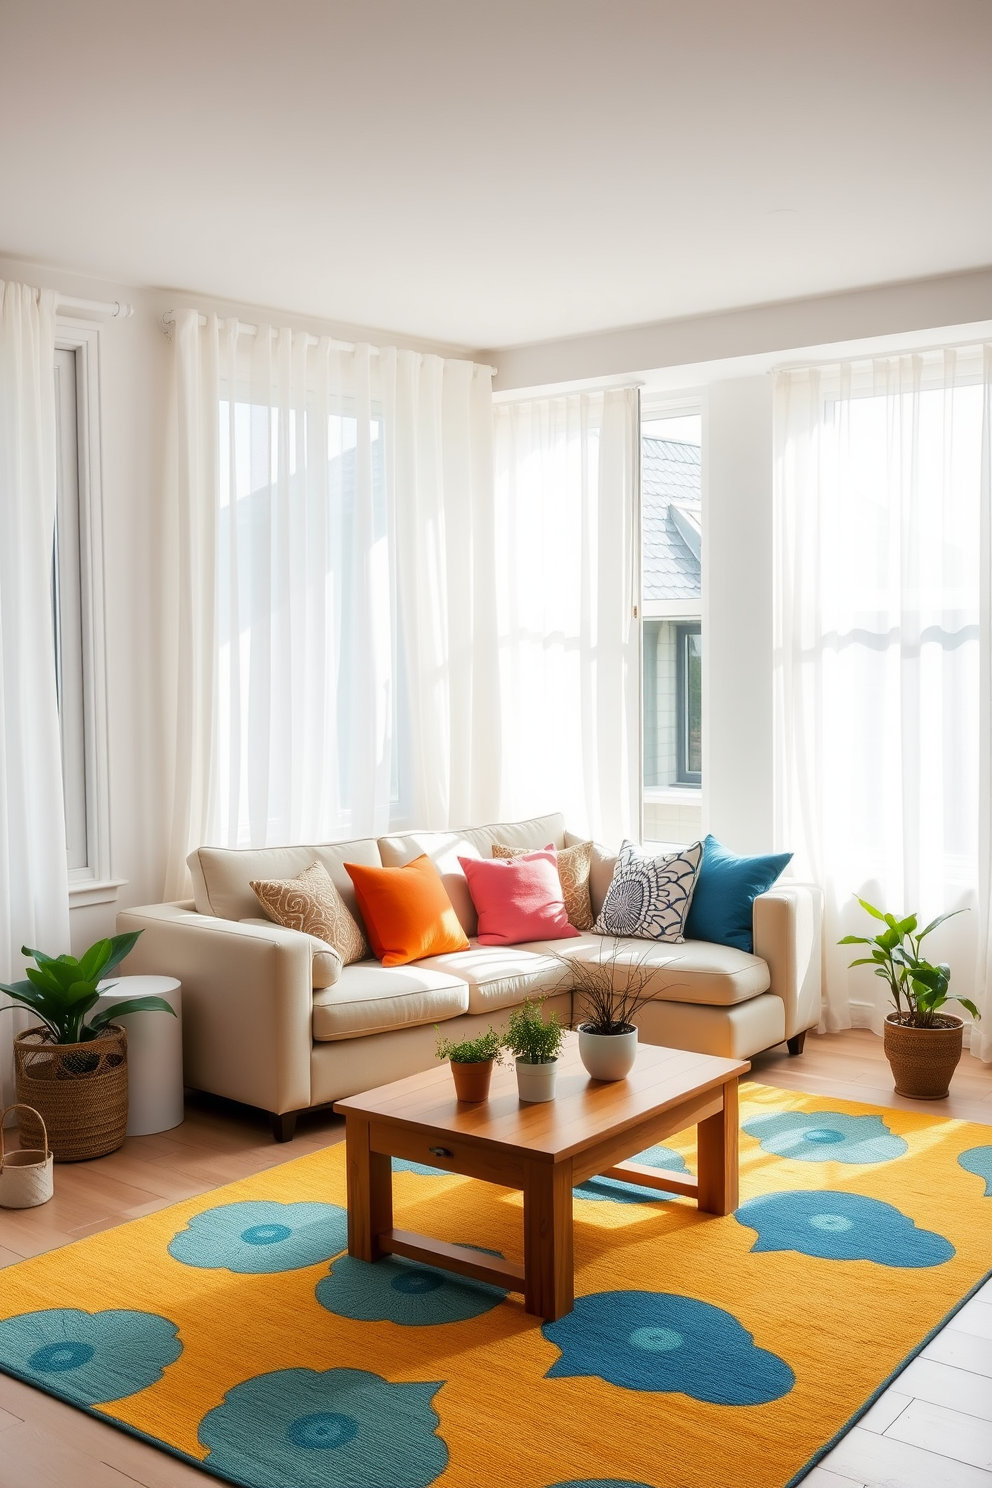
[160, 310, 496, 375]
[57, 294, 134, 319]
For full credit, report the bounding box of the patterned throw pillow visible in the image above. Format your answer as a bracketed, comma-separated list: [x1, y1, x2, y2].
[251, 860, 369, 965]
[492, 840, 594, 931]
[593, 839, 703, 943]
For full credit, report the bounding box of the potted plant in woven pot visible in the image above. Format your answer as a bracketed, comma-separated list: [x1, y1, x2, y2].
[0, 932, 176, 1161]
[565, 939, 665, 1081]
[840, 898, 980, 1099]
[503, 998, 564, 1103]
[435, 1025, 503, 1102]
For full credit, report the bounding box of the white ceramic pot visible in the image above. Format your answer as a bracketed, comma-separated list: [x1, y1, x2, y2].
[578, 1024, 638, 1081]
[515, 1057, 558, 1103]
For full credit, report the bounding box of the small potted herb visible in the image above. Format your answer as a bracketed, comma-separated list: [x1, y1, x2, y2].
[569, 939, 659, 1081]
[840, 898, 979, 1099]
[435, 1025, 503, 1102]
[503, 998, 564, 1103]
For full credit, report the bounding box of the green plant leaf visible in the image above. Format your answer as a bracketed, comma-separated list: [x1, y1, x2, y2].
[838, 935, 873, 945]
[846, 957, 879, 967]
[85, 996, 177, 1034]
[76, 938, 112, 983]
[855, 897, 887, 922]
[97, 932, 143, 979]
[955, 998, 981, 1020]
[896, 915, 918, 935]
[919, 909, 967, 939]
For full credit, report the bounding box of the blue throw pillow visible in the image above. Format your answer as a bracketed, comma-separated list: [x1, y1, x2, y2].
[683, 835, 792, 953]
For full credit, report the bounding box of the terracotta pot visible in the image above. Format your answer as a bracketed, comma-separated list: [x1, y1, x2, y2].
[450, 1059, 494, 1102]
[515, 1057, 557, 1103]
[882, 1013, 964, 1100]
[578, 1023, 638, 1081]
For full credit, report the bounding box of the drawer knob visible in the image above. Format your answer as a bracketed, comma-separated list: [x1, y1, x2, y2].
[429, 1147, 452, 1158]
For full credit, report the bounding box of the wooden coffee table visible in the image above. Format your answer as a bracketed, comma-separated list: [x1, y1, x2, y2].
[334, 1032, 749, 1321]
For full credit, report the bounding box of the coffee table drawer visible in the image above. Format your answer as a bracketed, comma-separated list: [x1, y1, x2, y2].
[370, 1120, 526, 1189]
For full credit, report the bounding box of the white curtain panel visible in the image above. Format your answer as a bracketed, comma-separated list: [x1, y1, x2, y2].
[492, 387, 640, 845]
[165, 313, 499, 892]
[0, 282, 71, 1103]
[773, 348, 991, 1058]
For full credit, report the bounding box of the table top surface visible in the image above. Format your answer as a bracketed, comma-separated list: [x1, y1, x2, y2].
[334, 1032, 749, 1160]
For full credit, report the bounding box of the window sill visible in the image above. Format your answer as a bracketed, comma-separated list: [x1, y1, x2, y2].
[643, 786, 703, 806]
[68, 878, 127, 908]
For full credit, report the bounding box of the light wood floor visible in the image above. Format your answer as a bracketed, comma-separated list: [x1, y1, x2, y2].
[0, 1030, 989, 1488]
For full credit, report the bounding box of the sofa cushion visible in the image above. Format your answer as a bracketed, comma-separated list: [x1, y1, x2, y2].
[565, 935, 771, 1008]
[345, 855, 470, 966]
[188, 838, 382, 924]
[377, 813, 567, 937]
[460, 849, 579, 945]
[493, 839, 594, 930]
[250, 860, 369, 965]
[594, 839, 703, 943]
[416, 939, 569, 1015]
[684, 834, 793, 953]
[239, 917, 343, 988]
[312, 962, 470, 1041]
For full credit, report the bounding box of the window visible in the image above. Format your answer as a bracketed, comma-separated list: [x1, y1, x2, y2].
[52, 323, 114, 902]
[640, 410, 702, 844]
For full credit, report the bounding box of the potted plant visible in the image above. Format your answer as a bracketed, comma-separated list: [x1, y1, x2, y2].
[435, 1025, 503, 1102]
[0, 932, 177, 1160]
[568, 939, 659, 1081]
[503, 998, 564, 1103]
[840, 898, 980, 1099]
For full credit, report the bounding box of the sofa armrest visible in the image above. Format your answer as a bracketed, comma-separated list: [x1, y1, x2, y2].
[752, 883, 823, 1042]
[116, 902, 313, 1115]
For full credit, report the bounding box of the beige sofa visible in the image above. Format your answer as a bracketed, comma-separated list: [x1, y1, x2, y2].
[117, 812, 822, 1140]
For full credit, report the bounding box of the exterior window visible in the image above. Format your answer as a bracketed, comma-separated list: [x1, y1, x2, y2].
[641, 411, 702, 844]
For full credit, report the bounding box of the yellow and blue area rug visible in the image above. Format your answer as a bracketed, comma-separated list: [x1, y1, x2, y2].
[1, 1082, 991, 1488]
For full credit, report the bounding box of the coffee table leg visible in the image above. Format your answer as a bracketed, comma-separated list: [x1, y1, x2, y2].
[524, 1157, 573, 1320]
[346, 1114, 393, 1261]
[696, 1077, 739, 1216]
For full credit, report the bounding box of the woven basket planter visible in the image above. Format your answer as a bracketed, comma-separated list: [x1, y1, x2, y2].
[883, 1013, 963, 1100]
[14, 1025, 128, 1162]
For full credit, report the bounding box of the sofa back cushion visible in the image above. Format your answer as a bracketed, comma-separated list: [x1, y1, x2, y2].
[188, 837, 382, 923]
[377, 812, 566, 936]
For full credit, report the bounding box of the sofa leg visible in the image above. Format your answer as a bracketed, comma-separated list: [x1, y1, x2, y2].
[786, 1031, 807, 1057]
[270, 1111, 298, 1143]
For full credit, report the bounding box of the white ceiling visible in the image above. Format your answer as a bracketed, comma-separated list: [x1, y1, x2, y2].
[1, 0, 990, 350]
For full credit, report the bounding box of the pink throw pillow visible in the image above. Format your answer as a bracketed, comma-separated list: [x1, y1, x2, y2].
[459, 848, 580, 946]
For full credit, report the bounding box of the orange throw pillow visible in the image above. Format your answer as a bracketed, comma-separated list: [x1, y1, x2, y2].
[344, 854, 470, 967]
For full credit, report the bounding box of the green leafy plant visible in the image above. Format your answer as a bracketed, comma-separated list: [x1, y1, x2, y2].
[839, 898, 980, 1029]
[502, 998, 564, 1065]
[434, 1025, 503, 1065]
[0, 932, 176, 1045]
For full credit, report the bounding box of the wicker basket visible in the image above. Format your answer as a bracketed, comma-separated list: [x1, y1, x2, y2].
[13, 1025, 128, 1162]
[883, 1013, 964, 1100]
[0, 1104, 54, 1207]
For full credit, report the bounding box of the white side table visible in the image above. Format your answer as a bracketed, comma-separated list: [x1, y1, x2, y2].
[95, 976, 184, 1136]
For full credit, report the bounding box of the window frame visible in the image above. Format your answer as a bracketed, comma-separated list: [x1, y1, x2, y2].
[54, 317, 119, 906]
[675, 621, 702, 785]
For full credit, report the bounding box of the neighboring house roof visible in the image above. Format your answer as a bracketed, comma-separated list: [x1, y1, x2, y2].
[642, 437, 701, 604]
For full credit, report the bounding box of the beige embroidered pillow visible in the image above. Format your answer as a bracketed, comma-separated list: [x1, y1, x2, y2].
[492, 840, 594, 931]
[250, 859, 369, 965]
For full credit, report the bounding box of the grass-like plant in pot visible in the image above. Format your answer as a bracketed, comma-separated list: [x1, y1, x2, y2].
[503, 998, 564, 1104]
[0, 932, 176, 1160]
[435, 1025, 503, 1102]
[840, 897, 979, 1099]
[568, 938, 660, 1081]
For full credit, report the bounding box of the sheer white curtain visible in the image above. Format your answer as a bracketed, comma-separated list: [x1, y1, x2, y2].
[165, 312, 499, 893]
[492, 387, 640, 845]
[0, 282, 71, 1102]
[774, 348, 991, 1058]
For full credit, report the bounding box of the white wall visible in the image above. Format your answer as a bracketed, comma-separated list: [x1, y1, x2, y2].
[702, 377, 774, 853]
